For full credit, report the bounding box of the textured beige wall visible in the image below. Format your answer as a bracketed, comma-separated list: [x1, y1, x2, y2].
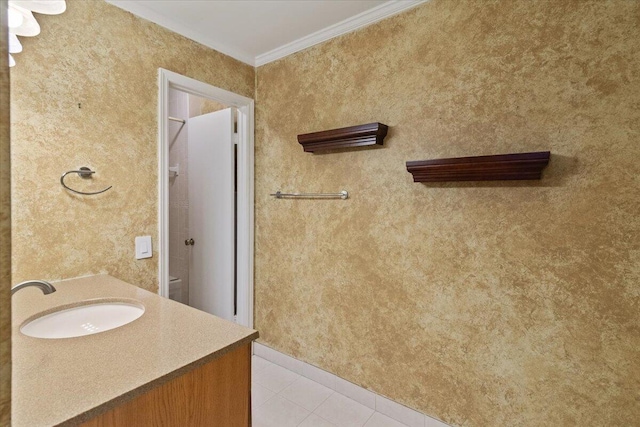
[255, 1, 640, 426]
[10, 0, 254, 290]
[0, 2, 11, 424]
[189, 96, 227, 118]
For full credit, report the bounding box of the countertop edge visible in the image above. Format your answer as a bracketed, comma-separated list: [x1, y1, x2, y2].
[57, 331, 259, 426]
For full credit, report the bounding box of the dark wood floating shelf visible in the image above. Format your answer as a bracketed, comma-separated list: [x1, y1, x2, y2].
[406, 151, 550, 182]
[298, 122, 389, 153]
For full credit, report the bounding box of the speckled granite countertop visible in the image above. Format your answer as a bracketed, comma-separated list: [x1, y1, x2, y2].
[11, 274, 258, 427]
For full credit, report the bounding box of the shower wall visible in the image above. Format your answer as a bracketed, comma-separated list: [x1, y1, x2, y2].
[168, 88, 189, 302]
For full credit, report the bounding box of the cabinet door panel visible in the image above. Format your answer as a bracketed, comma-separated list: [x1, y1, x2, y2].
[80, 344, 251, 427]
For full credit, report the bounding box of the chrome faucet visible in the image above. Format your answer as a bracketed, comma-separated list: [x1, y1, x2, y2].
[11, 280, 57, 296]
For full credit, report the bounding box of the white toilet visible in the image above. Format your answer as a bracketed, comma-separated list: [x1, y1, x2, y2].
[168, 276, 187, 304]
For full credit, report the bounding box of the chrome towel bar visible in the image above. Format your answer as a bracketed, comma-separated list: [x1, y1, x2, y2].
[270, 190, 348, 200]
[169, 116, 186, 124]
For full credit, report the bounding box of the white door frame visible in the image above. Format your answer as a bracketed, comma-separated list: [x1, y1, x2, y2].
[157, 68, 254, 328]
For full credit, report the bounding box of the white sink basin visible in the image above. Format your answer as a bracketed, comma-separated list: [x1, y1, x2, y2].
[21, 300, 145, 339]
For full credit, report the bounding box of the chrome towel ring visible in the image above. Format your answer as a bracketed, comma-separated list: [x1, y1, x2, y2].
[60, 167, 112, 195]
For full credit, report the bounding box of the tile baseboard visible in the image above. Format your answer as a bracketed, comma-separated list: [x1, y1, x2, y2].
[252, 342, 451, 427]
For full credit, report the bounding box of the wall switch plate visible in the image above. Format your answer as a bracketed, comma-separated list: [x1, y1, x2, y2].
[135, 236, 152, 259]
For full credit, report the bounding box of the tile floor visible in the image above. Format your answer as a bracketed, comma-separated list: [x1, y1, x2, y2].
[252, 355, 410, 427]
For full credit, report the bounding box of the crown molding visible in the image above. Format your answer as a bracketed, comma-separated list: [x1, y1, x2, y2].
[254, 0, 427, 67]
[105, 0, 256, 66]
[107, 0, 428, 68]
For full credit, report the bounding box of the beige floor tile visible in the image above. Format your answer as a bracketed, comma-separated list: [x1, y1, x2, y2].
[252, 381, 276, 409]
[314, 393, 375, 427]
[253, 361, 301, 393]
[364, 412, 408, 427]
[299, 413, 339, 427]
[280, 376, 335, 411]
[253, 394, 310, 427]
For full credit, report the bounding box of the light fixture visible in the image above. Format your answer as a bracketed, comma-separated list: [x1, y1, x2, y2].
[8, 3, 40, 37]
[9, 33, 23, 54]
[11, 0, 66, 15]
[6, 0, 66, 68]
[7, 5, 24, 28]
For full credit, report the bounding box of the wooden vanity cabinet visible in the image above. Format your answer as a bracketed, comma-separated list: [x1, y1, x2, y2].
[80, 343, 251, 427]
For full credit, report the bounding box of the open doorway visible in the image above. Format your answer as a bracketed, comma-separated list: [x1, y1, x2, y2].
[158, 69, 254, 328]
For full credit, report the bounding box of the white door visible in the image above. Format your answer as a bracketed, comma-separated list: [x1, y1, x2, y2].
[187, 108, 235, 321]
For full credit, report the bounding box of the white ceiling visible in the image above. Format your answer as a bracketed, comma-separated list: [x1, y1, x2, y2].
[106, 0, 424, 66]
